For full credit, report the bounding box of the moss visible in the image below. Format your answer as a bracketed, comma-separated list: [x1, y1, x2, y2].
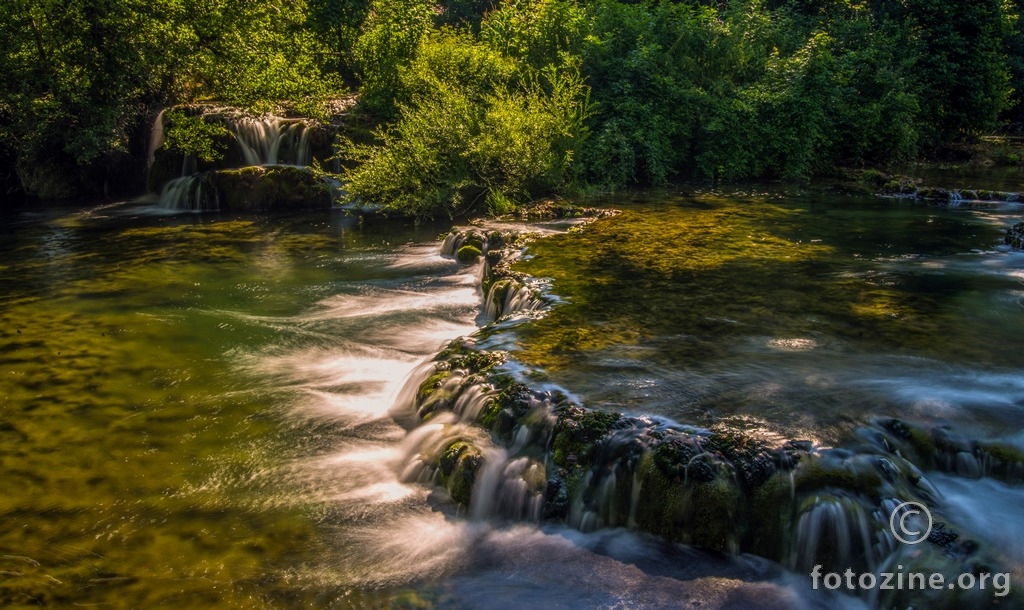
[206, 166, 331, 211]
[561, 466, 589, 510]
[977, 441, 1024, 482]
[439, 441, 481, 506]
[416, 370, 451, 403]
[633, 452, 686, 541]
[456, 245, 482, 263]
[439, 441, 470, 479]
[704, 428, 776, 490]
[652, 436, 711, 482]
[463, 234, 485, 251]
[690, 478, 741, 552]
[977, 441, 1024, 465]
[916, 186, 951, 200]
[746, 471, 792, 559]
[551, 406, 622, 470]
[792, 456, 884, 501]
[447, 351, 506, 374]
[476, 399, 503, 430]
[880, 418, 937, 470]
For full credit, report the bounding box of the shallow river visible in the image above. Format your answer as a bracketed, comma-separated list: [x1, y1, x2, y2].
[1, 185, 1022, 608]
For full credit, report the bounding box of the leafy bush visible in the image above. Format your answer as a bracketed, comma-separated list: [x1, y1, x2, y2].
[162, 111, 231, 164]
[343, 1, 592, 217]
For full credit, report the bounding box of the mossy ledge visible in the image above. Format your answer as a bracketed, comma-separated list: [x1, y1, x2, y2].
[157, 166, 333, 212]
[873, 174, 1022, 205]
[393, 223, 1020, 609]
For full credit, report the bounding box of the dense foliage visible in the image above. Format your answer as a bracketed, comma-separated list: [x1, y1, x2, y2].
[0, 0, 343, 198]
[2, 0, 1023, 211]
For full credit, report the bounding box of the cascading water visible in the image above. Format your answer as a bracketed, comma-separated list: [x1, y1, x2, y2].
[147, 108, 166, 167]
[157, 174, 219, 211]
[379, 219, 1024, 609]
[149, 106, 323, 210]
[10, 188, 1022, 608]
[228, 115, 313, 167]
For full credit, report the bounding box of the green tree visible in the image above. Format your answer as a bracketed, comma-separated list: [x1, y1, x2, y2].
[0, 0, 346, 199]
[895, 0, 1010, 143]
[353, 0, 434, 117]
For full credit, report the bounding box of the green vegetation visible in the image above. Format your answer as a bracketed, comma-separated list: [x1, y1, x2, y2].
[3, 0, 1024, 209]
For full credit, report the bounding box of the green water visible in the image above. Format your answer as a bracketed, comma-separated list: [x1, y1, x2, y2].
[0, 206, 457, 608]
[3, 187, 1024, 609]
[514, 189, 1024, 443]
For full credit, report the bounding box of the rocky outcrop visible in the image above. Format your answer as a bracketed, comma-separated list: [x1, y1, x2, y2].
[403, 336, 1015, 607]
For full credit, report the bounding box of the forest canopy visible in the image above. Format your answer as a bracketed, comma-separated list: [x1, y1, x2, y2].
[2, 0, 1023, 213]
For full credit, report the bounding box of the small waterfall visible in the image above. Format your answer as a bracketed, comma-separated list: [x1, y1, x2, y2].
[569, 469, 621, 532]
[228, 115, 313, 167]
[398, 413, 487, 486]
[440, 232, 463, 257]
[790, 494, 877, 574]
[452, 384, 496, 422]
[484, 278, 543, 321]
[147, 109, 167, 167]
[158, 175, 219, 211]
[469, 447, 545, 522]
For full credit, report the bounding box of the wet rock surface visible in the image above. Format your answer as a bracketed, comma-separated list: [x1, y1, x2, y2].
[1006, 221, 1024, 250]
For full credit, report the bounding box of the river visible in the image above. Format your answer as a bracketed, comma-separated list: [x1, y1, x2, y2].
[1, 183, 1021, 608]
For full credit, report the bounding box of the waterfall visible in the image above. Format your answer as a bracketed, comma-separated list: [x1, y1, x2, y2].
[227, 115, 313, 167]
[157, 175, 219, 211]
[469, 448, 545, 522]
[484, 278, 543, 321]
[790, 494, 878, 574]
[147, 109, 167, 168]
[440, 232, 462, 257]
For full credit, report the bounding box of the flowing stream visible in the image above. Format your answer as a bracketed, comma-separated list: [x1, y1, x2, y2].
[1, 184, 1023, 608]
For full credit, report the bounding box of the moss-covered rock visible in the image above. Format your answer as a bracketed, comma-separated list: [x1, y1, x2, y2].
[456, 244, 482, 263]
[551, 406, 622, 470]
[438, 441, 482, 506]
[208, 166, 331, 211]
